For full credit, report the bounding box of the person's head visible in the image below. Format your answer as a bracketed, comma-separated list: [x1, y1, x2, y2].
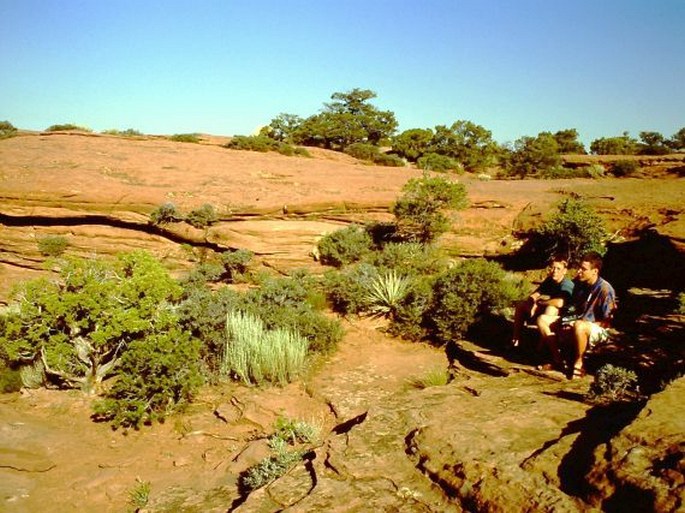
[577, 251, 603, 284]
[547, 255, 569, 283]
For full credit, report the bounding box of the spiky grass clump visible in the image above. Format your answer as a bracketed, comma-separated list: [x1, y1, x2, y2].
[408, 367, 450, 389]
[222, 311, 308, 386]
[364, 270, 411, 318]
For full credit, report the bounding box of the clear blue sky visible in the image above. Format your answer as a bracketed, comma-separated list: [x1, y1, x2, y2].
[2, 0, 683, 146]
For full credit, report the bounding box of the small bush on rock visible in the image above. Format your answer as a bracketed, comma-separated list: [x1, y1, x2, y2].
[37, 235, 69, 257]
[588, 364, 639, 403]
[317, 225, 374, 267]
[149, 203, 184, 225]
[186, 204, 218, 229]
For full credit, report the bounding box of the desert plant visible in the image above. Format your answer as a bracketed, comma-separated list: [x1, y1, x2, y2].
[127, 478, 151, 512]
[365, 242, 447, 276]
[0, 120, 18, 139]
[92, 328, 203, 429]
[323, 263, 380, 316]
[219, 249, 253, 282]
[610, 159, 640, 177]
[344, 142, 380, 161]
[169, 133, 200, 143]
[149, 203, 183, 225]
[186, 203, 218, 229]
[222, 310, 309, 386]
[45, 123, 91, 132]
[102, 128, 143, 137]
[531, 198, 608, 264]
[428, 259, 520, 345]
[392, 174, 468, 243]
[272, 416, 321, 446]
[364, 271, 412, 318]
[386, 275, 435, 341]
[417, 152, 462, 173]
[408, 367, 450, 389]
[317, 225, 374, 267]
[36, 235, 69, 257]
[372, 152, 405, 167]
[505, 132, 561, 178]
[238, 447, 303, 494]
[0, 251, 183, 394]
[677, 292, 685, 315]
[590, 133, 638, 155]
[588, 364, 639, 403]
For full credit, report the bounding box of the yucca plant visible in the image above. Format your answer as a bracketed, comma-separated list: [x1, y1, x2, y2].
[364, 270, 412, 318]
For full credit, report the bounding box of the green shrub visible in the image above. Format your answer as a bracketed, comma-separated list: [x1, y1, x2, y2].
[588, 364, 639, 403]
[0, 361, 23, 393]
[45, 123, 91, 132]
[372, 152, 405, 167]
[531, 198, 608, 264]
[317, 225, 374, 267]
[222, 310, 308, 386]
[408, 367, 450, 389]
[219, 249, 253, 282]
[538, 165, 595, 179]
[392, 174, 468, 243]
[364, 242, 447, 276]
[676, 292, 685, 314]
[127, 478, 151, 511]
[364, 271, 412, 318]
[0, 120, 18, 139]
[186, 204, 218, 229]
[417, 153, 462, 173]
[102, 128, 143, 137]
[149, 203, 183, 225]
[93, 328, 203, 429]
[225, 134, 278, 152]
[169, 133, 200, 143]
[428, 259, 519, 345]
[36, 235, 69, 257]
[610, 159, 640, 177]
[386, 275, 434, 341]
[0, 252, 183, 394]
[344, 142, 380, 161]
[323, 263, 380, 316]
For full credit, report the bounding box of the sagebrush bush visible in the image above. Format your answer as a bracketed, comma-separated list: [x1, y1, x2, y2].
[588, 364, 639, 403]
[222, 311, 308, 386]
[428, 259, 520, 345]
[219, 249, 253, 282]
[317, 225, 374, 267]
[386, 275, 435, 341]
[610, 159, 640, 177]
[408, 367, 450, 389]
[186, 204, 218, 229]
[531, 198, 608, 264]
[102, 128, 142, 137]
[344, 142, 380, 161]
[36, 235, 69, 257]
[364, 242, 447, 276]
[45, 123, 91, 132]
[224, 135, 305, 157]
[372, 152, 405, 167]
[392, 174, 468, 243]
[0, 120, 18, 139]
[323, 263, 380, 316]
[417, 153, 462, 173]
[169, 133, 200, 143]
[149, 202, 183, 225]
[92, 329, 203, 429]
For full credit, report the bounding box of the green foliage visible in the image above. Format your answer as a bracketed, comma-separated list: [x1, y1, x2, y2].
[344, 142, 380, 161]
[590, 133, 638, 155]
[93, 329, 203, 429]
[392, 174, 468, 243]
[428, 259, 519, 345]
[36, 235, 69, 257]
[101, 128, 143, 137]
[186, 204, 218, 229]
[261, 113, 304, 142]
[288, 88, 398, 150]
[169, 133, 200, 143]
[323, 264, 380, 316]
[317, 225, 374, 268]
[219, 249, 253, 282]
[0, 361, 23, 393]
[364, 242, 447, 276]
[532, 198, 608, 264]
[408, 367, 450, 389]
[127, 478, 151, 511]
[0, 251, 183, 394]
[364, 271, 412, 318]
[392, 128, 434, 162]
[0, 120, 18, 139]
[225, 134, 307, 156]
[417, 153, 463, 173]
[610, 159, 640, 177]
[149, 203, 184, 225]
[667, 127, 685, 151]
[677, 292, 685, 314]
[430, 120, 499, 172]
[222, 310, 308, 386]
[239, 447, 302, 494]
[588, 364, 639, 403]
[553, 128, 586, 154]
[272, 416, 321, 445]
[506, 132, 562, 178]
[45, 123, 91, 132]
[386, 275, 435, 341]
[372, 152, 405, 167]
[537, 165, 601, 179]
[638, 131, 670, 155]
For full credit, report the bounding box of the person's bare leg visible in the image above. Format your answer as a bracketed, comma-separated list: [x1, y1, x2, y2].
[572, 320, 592, 377]
[536, 311, 559, 351]
[512, 298, 534, 347]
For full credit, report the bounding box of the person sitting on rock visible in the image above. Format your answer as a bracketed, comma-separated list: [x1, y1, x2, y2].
[510, 255, 574, 349]
[538, 251, 617, 379]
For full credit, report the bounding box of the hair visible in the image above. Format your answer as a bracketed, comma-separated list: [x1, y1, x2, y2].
[581, 251, 603, 272]
[549, 254, 569, 267]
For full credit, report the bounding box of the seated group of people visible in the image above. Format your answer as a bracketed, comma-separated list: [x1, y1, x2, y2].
[510, 251, 617, 379]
